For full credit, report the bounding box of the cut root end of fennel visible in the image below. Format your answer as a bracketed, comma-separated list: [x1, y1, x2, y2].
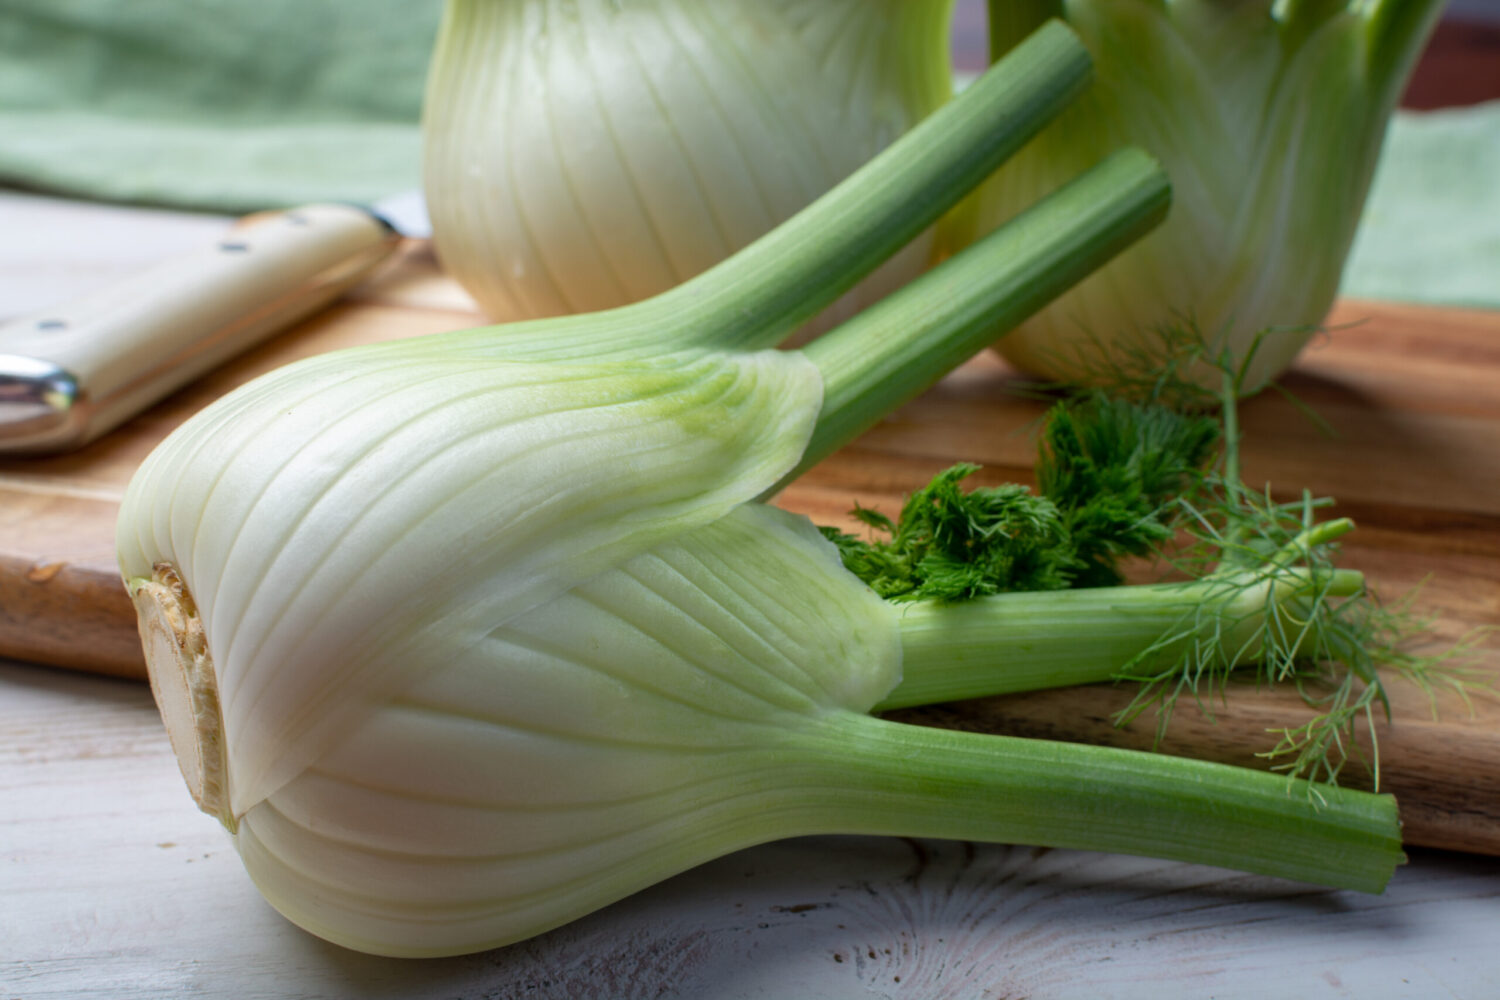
[130, 565, 235, 833]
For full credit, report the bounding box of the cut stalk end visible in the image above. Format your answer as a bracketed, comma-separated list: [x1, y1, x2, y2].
[129, 565, 235, 833]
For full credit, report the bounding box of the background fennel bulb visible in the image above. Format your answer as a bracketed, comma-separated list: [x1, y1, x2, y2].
[422, 0, 954, 330]
[975, 0, 1445, 390]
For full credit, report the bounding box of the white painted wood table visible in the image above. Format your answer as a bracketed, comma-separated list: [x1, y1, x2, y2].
[3, 192, 1499, 999]
[5, 656, 1500, 999]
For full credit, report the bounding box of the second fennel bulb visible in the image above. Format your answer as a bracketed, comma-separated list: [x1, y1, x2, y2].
[975, 0, 1445, 390]
[422, 0, 955, 330]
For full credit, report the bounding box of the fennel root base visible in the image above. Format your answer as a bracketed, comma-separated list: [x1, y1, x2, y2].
[130, 564, 234, 832]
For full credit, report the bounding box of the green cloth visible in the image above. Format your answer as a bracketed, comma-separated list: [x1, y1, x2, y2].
[0, 1, 1495, 308]
[1343, 101, 1500, 310]
[0, 0, 440, 211]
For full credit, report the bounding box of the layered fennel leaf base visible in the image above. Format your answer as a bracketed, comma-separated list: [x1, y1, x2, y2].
[133, 504, 1400, 958]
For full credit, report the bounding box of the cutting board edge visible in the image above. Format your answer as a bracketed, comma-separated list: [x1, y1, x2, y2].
[0, 553, 145, 678]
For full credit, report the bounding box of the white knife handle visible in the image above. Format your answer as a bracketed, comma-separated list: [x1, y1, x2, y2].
[0, 203, 400, 455]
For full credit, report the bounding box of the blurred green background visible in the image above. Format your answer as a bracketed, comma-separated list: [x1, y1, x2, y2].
[0, 0, 1495, 307]
[0, 0, 440, 209]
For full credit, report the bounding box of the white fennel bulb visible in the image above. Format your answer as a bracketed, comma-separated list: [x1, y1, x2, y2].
[974, 0, 1444, 389]
[119, 341, 824, 825]
[243, 505, 904, 956]
[422, 0, 955, 330]
[127, 437, 907, 955]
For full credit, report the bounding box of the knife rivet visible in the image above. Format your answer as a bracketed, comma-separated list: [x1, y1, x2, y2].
[219, 241, 250, 253]
[36, 318, 67, 331]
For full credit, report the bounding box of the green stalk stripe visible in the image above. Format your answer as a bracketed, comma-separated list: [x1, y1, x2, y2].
[1366, 0, 1447, 106]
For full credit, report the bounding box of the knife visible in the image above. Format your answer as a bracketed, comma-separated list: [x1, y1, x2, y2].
[0, 191, 431, 455]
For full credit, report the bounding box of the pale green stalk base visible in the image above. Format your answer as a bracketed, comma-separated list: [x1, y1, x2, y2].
[881, 568, 1364, 711]
[883, 584, 1214, 710]
[240, 708, 1402, 958]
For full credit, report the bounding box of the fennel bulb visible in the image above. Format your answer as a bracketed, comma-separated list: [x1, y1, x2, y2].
[121, 345, 826, 824]
[975, 0, 1445, 389]
[422, 0, 954, 330]
[130, 498, 1397, 958]
[119, 26, 1397, 958]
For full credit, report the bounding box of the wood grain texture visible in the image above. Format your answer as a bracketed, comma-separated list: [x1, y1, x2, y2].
[1, 245, 1495, 855]
[0, 243, 469, 674]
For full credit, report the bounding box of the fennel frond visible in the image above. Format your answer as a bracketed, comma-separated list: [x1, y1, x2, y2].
[1098, 326, 1490, 787]
[836, 324, 1490, 788]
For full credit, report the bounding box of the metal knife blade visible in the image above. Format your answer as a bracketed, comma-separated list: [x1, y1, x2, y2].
[369, 189, 431, 241]
[0, 193, 428, 456]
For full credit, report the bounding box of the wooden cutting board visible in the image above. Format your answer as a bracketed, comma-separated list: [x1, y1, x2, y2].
[2, 242, 1496, 855]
